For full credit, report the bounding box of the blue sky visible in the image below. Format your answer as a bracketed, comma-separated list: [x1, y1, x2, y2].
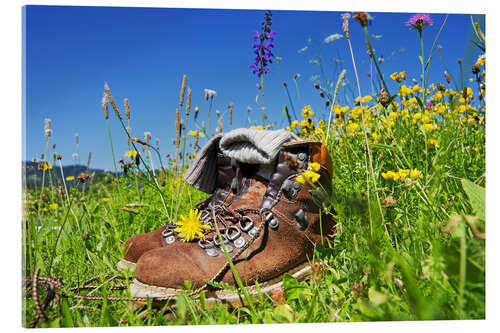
[23, 5, 484, 171]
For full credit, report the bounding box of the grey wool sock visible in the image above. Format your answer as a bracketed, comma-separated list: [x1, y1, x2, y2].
[184, 129, 299, 194]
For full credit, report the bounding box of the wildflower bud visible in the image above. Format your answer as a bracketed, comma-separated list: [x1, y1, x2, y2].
[124, 98, 130, 120]
[320, 92, 325, 98]
[325, 100, 330, 107]
[52, 143, 56, 149]
[379, 89, 389, 104]
[353, 12, 370, 27]
[458, 59, 462, 65]
[41, 153, 44, 160]
[388, 135, 394, 142]
[472, 64, 481, 74]
[194, 106, 199, 119]
[229, 102, 233, 125]
[283, 81, 287, 87]
[77, 172, 90, 184]
[56, 154, 62, 160]
[352, 282, 364, 294]
[378, 153, 384, 161]
[293, 73, 299, 80]
[444, 71, 451, 84]
[437, 83, 446, 92]
[438, 44, 442, 57]
[314, 83, 320, 89]
[393, 278, 404, 289]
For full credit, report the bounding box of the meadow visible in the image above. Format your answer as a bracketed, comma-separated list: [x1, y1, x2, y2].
[22, 11, 485, 327]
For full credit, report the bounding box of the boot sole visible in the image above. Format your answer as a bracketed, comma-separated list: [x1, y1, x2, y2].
[116, 259, 137, 272]
[129, 261, 312, 308]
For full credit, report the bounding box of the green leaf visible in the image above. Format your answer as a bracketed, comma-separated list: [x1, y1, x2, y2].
[461, 178, 485, 220]
[60, 298, 74, 327]
[415, 95, 425, 110]
[470, 39, 486, 52]
[282, 273, 300, 300]
[418, 55, 424, 65]
[368, 287, 388, 306]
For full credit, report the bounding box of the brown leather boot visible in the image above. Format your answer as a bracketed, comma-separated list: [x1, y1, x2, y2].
[130, 140, 335, 305]
[117, 140, 235, 271]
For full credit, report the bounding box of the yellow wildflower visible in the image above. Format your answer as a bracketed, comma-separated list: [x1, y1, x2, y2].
[427, 138, 440, 149]
[398, 169, 410, 181]
[66, 176, 75, 181]
[423, 123, 435, 132]
[291, 120, 299, 129]
[125, 151, 138, 158]
[174, 209, 211, 243]
[188, 130, 205, 137]
[410, 169, 422, 179]
[102, 198, 111, 203]
[296, 170, 320, 184]
[399, 72, 407, 80]
[49, 203, 59, 210]
[390, 72, 401, 82]
[347, 122, 359, 136]
[308, 162, 321, 172]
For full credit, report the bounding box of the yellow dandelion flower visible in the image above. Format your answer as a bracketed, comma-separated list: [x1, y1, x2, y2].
[174, 209, 211, 243]
[66, 176, 75, 181]
[49, 203, 59, 210]
[291, 120, 299, 129]
[125, 151, 138, 158]
[399, 71, 407, 80]
[102, 198, 111, 203]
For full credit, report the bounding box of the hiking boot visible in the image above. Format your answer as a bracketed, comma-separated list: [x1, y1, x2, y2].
[117, 135, 235, 271]
[130, 135, 335, 305]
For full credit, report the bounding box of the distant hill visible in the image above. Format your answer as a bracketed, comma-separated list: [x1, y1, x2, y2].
[22, 161, 116, 188]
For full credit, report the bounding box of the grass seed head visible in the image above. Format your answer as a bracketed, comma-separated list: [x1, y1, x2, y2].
[179, 74, 187, 108]
[104, 83, 122, 120]
[124, 98, 130, 120]
[102, 93, 109, 120]
[186, 88, 192, 116]
[342, 13, 351, 40]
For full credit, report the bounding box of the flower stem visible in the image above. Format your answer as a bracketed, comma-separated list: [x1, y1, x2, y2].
[363, 26, 389, 94]
[260, 75, 266, 126]
[420, 30, 426, 109]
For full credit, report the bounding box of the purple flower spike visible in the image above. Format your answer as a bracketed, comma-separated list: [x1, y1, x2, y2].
[251, 11, 276, 77]
[406, 14, 433, 32]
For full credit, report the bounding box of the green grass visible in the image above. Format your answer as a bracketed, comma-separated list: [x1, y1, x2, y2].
[22, 12, 485, 327]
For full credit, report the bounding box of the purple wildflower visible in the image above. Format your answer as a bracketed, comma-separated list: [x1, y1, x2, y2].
[425, 100, 434, 110]
[406, 14, 433, 32]
[251, 11, 276, 77]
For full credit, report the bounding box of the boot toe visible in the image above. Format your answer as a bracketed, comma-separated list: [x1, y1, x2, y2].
[134, 246, 208, 289]
[123, 227, 164, 263]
